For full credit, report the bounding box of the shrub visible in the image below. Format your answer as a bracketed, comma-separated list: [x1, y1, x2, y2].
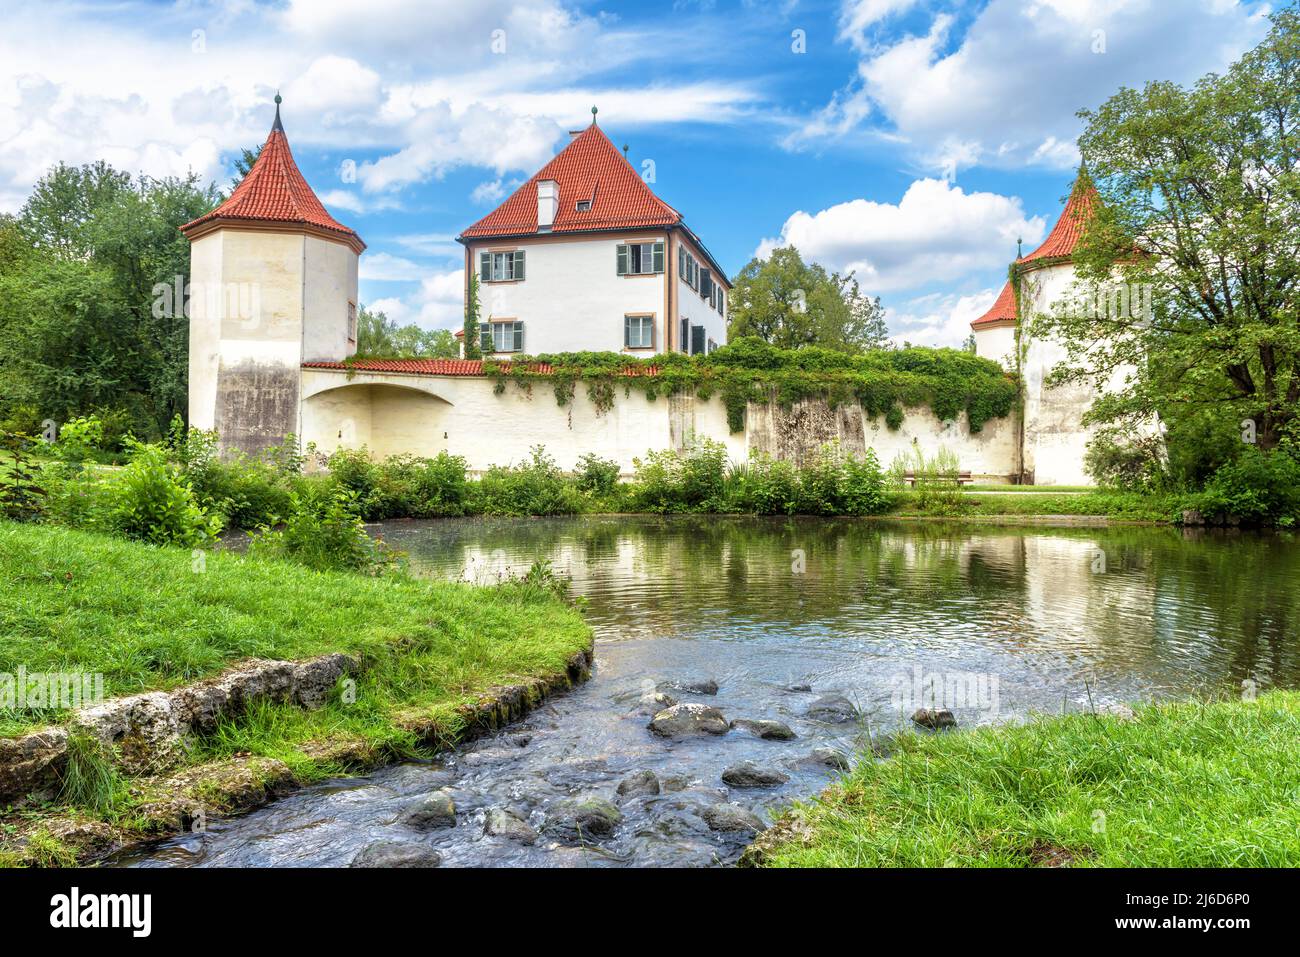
[326, 447, 384, 518]
[1084, 432, 1166, 491]
[727, 453, 800, 515]
[630, 438, 728, 513]
[108, 441, 222, 546]
[49, 410, 133, 464]
[476, 445, 585, 516]
[724, 444, 893, 516]
[379, 452, 470, 518]
[574, 453, 621, 497]
[1188, 447, 1300, 526]
[0, 431, 48, 522]
[170, 420, 296, 530]
[248, 484, 402, 574]
[840, 448, 893, 515]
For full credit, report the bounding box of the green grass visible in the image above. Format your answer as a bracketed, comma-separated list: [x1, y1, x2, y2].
[756, 692, 1300, 867]
[962, 484, 1095, 493]
[0, 520, 591, 741]
[889, 489, 1177, 522]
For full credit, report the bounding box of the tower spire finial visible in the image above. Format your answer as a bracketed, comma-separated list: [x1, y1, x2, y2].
[591, 105, 598, 125]
[1017, 237, 1023, 258]
[272, 91, 284, 133]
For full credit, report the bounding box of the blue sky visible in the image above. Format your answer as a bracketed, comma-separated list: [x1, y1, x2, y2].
[0, 0, 1275, 345]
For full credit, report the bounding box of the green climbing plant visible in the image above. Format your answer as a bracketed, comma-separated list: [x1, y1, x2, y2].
[480, 337, 1017, 435]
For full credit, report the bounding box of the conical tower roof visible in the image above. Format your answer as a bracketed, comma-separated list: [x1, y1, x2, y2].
[971, 280, 1018, 328]
[182, 96, 364, 253]
[1016, 173, 1097, 268]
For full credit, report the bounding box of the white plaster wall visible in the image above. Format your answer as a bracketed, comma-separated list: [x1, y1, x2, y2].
[299, 369, 1017, 479]
[187, 229, 304, 432]
[471, 234, 668, 355]
[187, 232, 224, 430]
[974, 323, 1017, 372]
[302, 234, 359, 362]
[1018, 263, 1140, 486]
[674, 233, 728, 354]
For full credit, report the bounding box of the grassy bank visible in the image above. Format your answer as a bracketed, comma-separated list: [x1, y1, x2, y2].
[0, 521, 591, 863]
[892, 489, 1179, 523]
[750, 692, 1300, 867]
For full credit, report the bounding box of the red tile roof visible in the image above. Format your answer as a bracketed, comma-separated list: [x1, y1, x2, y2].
[459, 123, 681, 239]
[182, 104, 364, 252]
[971, 281, 1018, 329]
[303, 358, 659, 377]
[1017, 177, 1097, 266]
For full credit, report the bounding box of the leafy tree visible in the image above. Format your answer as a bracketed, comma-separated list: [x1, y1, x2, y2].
[463, 272, 482, 359]
[1034, 10, 1300, 462]
[0, 161, 218, 438]
[355, 305, 458, 358]
[727, 246, 889, 352]
[226, 146, 261, 197]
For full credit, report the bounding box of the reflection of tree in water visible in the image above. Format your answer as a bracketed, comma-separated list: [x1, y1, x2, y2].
[380, 516, 1300, 692]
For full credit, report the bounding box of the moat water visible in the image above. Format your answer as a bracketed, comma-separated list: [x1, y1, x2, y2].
[121, 516, 1300, 867]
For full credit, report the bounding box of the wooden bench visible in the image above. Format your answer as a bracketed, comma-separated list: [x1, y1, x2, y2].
[900, 470, 973, 487]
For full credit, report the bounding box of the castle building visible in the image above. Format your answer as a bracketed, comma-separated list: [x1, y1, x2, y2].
[184, 100, 1104, 485]
[457, 109, 729, 358]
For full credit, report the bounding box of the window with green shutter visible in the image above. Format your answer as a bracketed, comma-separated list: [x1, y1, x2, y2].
[481, 321, 524, 353]
[616, 241, 664, 275]
[482, 250, 524, 282]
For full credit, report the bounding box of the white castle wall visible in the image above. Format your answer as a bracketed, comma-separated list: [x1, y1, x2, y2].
[298, 367, 1019, 478]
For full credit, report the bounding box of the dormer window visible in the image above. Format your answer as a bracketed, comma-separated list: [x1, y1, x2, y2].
[575, 199, 592, 212]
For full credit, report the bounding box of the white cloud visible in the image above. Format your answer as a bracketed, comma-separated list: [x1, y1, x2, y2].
[757, 178, 1044, 293]
[839, 0, 922, 51]
[393, 233, 464, 258]
[358, 251, 427, 281]
[887, 288, 998, 348]
[366, 269, 465, 329]
[0, 1, 760, 212]
[794, 0, 1271, 171]
[471, 178, 509, 205]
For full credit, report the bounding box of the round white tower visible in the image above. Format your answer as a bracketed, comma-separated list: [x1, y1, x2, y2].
[181, 95, 365, 457]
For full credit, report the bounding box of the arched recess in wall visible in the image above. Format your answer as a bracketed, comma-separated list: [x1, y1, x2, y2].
[302, 381, 454, 459]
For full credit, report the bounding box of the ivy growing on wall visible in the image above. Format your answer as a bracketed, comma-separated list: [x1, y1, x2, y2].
[481, 337, 1018, 435]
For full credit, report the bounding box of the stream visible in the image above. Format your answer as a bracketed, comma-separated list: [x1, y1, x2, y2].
[119, 516, 1300, 868]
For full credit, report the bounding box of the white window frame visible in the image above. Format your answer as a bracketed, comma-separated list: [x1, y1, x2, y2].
[480, 319, 524, 353]
[625, 313, 655, 350]
[480, 249, 525, 283]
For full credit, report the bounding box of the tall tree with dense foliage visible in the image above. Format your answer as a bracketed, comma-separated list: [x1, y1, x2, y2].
[0, 161, 218, 438]
[1034, 10, 1300, 470]
[355, 305, 458, 358]
[463, 272, 482, 359]
[727, 246, 889, 353]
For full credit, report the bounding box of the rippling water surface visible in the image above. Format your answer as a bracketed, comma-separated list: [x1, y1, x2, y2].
[122, 516, 1300, 868]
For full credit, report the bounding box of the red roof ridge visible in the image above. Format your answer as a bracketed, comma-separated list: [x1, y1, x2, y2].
[459, 123, 681, 240]
[303, 358, 660, 377]
[182, 101, 364, 253]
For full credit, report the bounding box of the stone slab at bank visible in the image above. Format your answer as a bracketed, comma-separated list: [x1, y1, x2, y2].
[184, 99, 1112, 484]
